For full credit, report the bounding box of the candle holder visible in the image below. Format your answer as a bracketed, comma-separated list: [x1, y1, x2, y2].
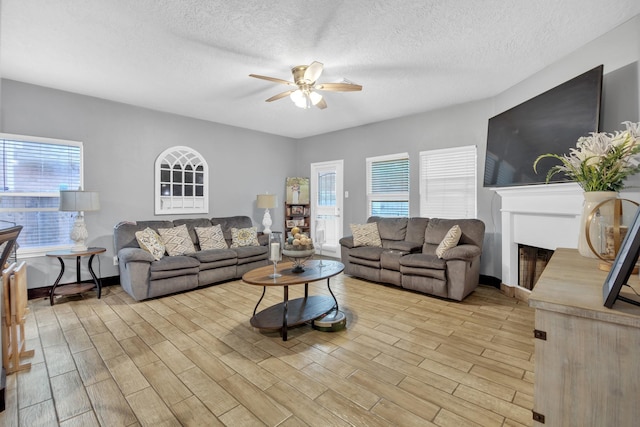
[315, 219, 326, 267]
[268, 232, 282, 278]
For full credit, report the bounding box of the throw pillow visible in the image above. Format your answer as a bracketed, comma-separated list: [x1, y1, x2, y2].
[350, 222, 382, 247]
[135, 227, 165, 261]
[436, 225, 462, 258]
[196, 225, 228, 250]
[158, 224, 196, 256]
[230, 226, 260, 248]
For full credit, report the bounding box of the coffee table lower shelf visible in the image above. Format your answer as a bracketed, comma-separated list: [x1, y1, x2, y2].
[250, 295, 336, 331]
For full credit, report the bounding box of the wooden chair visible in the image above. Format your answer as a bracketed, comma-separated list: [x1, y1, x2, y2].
[2, 261, 33, 373]
[0, 226, 33, 374]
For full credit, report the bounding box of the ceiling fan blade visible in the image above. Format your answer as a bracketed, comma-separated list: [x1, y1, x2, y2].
[304, 61, 324, 83]
[265, 90, 294, 102]
[249, 74, 295, 86]
[315, 97, 328, 110]
[316, 82, 362, 92]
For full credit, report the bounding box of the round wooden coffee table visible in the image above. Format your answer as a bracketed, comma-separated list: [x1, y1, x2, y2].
[242, 259, 344, 341]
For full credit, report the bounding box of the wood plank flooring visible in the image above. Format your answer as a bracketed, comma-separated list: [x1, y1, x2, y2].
[0, 274, 535, 426]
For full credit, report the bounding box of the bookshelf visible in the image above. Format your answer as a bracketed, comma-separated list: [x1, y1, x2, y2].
[285, 203, 310, 237]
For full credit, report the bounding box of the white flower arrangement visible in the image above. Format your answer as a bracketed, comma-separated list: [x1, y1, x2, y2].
[534, 121, 640, 192]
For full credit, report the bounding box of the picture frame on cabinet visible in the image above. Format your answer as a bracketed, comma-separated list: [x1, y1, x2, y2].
[286, 220, 296, 228]
[291, 206, 304, 215]
[603, 206, 640, 308]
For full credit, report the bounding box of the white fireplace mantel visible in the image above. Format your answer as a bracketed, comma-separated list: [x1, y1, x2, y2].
[496, 183, 583, 287]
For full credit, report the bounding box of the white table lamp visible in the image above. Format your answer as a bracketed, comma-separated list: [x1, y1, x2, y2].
[257, 194, 277, 234]
[59, 190, 100, 252]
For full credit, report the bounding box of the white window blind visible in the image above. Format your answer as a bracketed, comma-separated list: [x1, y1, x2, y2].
[366, 153, 409, 217]
[420, 145, 477, 219]
[0, 134, 83, 254]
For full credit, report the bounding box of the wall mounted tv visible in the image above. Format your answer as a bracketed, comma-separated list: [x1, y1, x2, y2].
[483, 64, 603, 187]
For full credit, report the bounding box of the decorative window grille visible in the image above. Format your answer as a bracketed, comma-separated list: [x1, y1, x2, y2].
[155, 146, 208, 214]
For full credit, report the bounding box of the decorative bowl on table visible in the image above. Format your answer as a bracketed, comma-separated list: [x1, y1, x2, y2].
[282, 230, 315, 272]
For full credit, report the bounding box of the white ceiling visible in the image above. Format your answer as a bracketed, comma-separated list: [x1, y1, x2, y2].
[2, 1, 640, 139]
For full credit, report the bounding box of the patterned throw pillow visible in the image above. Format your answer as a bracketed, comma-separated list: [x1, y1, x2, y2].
[436, 225, 462, 258]
[158, 224, 196, 256]
[230, 227, 259, 248]
[135, 227, 165, 261]
[350, 222, 382, 247]
[195, 225, 228, 250]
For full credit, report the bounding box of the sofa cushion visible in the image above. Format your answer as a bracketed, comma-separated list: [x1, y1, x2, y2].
[158, 224, 197, 256]
[173, 218, 214, 244]
[230, 227, 260, 247]
[350, 223, 382, 247]
[190, 248, 237, 263]
[406, 217, 429, 244]
[135, 227, 165, 261]
[233, 245, 268, 259]
[435, 225, 461, 258]
[384, 240, 422, 252]
[369, 217, 408, 241]
[424, 218, 485, 248]
[399, 253, 446, 270]
[195, 225, 228, 250]
[150, 255, 200, 272]
[349, 246, 385, 261]
[211, 216, 254, 240]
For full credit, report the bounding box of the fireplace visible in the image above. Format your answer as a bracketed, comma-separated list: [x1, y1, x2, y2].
[495, 183, 583, 288]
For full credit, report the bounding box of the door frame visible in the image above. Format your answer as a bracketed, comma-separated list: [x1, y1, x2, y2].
[310, 159, 344, 258]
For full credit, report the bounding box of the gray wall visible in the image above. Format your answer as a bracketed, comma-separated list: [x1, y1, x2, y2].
[0, 81, 297, 288]
[296, 15, 640, 279]
[1, 15, 639, 287]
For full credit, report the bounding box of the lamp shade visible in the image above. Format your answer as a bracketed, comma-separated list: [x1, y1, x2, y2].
[256, 194, 277, 209]
[59, 190, 100, 212]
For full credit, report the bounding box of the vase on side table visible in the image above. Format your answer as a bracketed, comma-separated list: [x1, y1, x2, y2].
[578, 191, 618, 258]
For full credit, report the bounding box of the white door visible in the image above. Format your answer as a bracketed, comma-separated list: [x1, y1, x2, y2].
[310, 160, 343, 258]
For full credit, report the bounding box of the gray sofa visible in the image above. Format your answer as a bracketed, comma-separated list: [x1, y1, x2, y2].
[113, 216, 268, 301]
[339, 216, 485, 301]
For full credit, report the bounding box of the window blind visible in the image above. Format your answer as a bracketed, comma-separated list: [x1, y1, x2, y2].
[366, 153, 409, 217]
[420, 145, 477, 219]
[0, 135, 83, 253]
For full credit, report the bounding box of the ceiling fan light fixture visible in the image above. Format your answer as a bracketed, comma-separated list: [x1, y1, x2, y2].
[290, 89, 308, 108]
[309, 91, 322, 106]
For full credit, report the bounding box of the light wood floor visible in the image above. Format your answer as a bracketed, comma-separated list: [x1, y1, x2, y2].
[1, 274, 535, 426]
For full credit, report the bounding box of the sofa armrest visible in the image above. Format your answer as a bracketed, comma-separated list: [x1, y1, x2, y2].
[339, 236, 355, 249]
[118, 247, 155, 264]
[258, 233, 269, 246]
[442, 244, 481, 261]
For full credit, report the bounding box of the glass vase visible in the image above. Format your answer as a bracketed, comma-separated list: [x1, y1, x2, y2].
[268, 232, 282, 278]
[578, 191, 617, 258]
[315, 219, 326, 266]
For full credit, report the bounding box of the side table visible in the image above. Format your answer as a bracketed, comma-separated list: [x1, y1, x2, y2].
[46, 247, 106, 305]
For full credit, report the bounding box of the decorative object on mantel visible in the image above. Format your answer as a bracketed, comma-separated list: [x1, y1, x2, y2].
[534, 121, 640, 257]
[586, 197, 639, 270]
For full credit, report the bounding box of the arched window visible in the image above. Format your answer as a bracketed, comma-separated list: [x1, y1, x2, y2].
[155, 146, 208, 214]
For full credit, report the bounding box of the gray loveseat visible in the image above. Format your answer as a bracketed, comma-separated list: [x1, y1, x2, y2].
[339, 216, 485, 301]
[113, 216, 268, 301]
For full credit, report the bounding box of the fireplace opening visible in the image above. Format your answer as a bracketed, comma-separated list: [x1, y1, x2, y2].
[518, 244, 554, 290]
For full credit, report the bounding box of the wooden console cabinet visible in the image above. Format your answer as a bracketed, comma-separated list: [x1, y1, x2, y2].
[529, 248, 640, 426]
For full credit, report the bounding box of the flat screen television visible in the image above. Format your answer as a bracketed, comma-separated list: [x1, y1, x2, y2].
[483, 64, 603, 187]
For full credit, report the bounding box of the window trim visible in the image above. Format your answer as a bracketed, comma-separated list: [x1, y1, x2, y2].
[419, 145, 477, 219]
[155, 146, 209, 215]
[366, 152, 410, 218]
[0, 132, 84, 257]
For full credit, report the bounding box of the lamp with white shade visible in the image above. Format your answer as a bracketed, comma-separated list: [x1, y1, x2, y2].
[59, 190, 100, 252]
[256, 194, 277, 234]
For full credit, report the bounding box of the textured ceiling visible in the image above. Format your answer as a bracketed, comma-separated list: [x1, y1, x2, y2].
[2, 1, 640, 139]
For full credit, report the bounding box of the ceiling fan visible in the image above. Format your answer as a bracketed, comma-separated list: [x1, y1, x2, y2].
[249, 61, 362, 110]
